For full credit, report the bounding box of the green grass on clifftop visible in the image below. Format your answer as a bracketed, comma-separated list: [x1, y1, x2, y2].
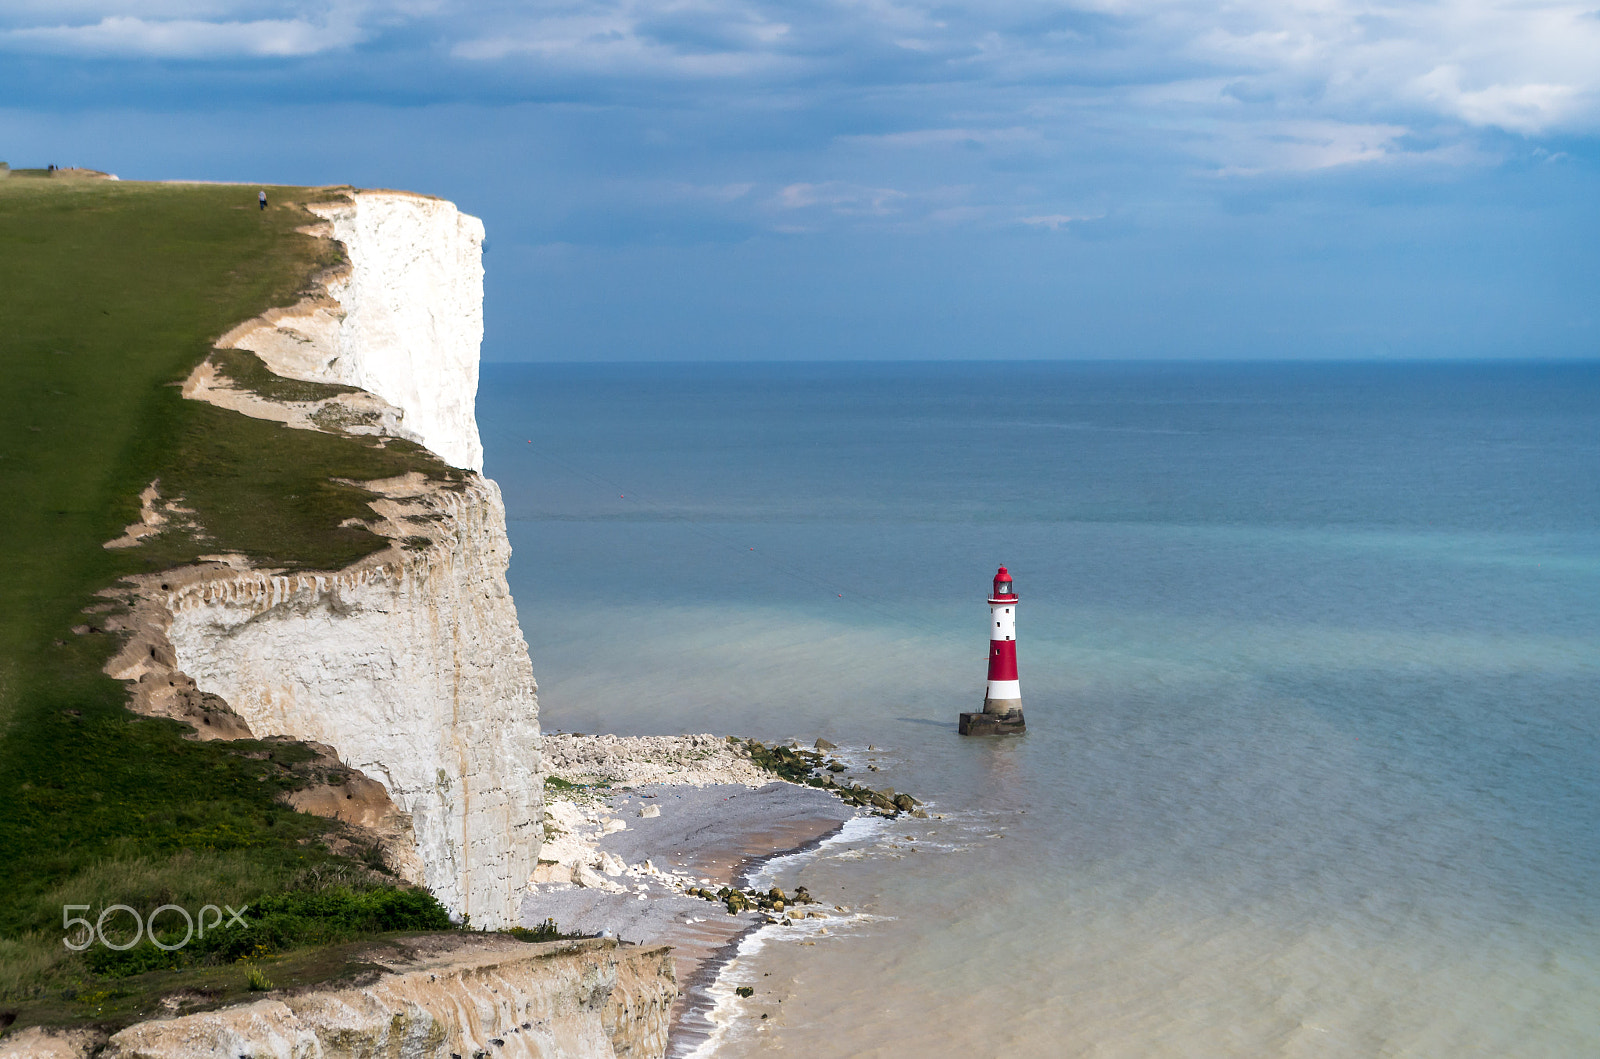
[0, 178, 459, 1022]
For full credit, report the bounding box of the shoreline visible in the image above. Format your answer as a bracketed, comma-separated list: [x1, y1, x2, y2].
[528, 734, 902, 1055]
[667, 811, 859, 1055]
[522, 781, 857, 1054]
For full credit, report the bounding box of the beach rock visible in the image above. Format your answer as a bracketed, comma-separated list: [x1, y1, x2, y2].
[598, 851, 628, 876]
[0, 1026, 104, 1058]
[893, 794, 917, 811]
[735, 986, 754, 998]
[815, 738, 838, 750]
[637, 804, 661, 818]
[826, 761, 846, 772]
[529, 861, 573, 886]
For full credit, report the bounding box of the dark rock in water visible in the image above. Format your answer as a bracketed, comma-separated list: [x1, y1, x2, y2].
[826, 761, 846, 772]
[869, 791, 896, 811]
[893, 793, 917, 811]
[736, 986, 754, 998]
[815, 738, 838, 750]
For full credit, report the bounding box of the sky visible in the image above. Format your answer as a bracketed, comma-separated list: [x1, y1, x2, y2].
[2, 1, 1597, 361]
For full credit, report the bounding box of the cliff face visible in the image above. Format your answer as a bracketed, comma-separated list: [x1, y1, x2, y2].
[109, 189, 540, 929]
[161, 475, 540, 926]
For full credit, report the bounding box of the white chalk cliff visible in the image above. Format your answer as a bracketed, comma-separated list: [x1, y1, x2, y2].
[220, 190, 486, 472]
[114, 189, 539, 929]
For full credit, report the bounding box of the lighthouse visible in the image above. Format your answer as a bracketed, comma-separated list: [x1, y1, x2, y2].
[960, 566, 1027, 736]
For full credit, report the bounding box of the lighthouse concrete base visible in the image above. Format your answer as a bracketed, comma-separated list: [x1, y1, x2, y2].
[959, 710, 1026, 736]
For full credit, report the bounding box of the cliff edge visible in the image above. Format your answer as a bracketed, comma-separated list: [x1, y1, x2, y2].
[1, 936, 677, 1059]
[106, 188, 541, 930]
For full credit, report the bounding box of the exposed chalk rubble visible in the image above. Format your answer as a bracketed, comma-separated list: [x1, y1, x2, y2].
[533, 798, 694, 896]
[543, 733, 776, 789]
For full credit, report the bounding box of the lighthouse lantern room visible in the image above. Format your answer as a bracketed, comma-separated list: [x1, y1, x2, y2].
[960, 566, 1027, 736]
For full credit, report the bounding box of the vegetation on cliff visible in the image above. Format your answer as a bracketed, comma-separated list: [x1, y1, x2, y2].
[0, 175, 457, 1028]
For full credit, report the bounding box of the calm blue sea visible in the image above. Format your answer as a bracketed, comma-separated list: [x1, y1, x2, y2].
[481, 361, 1600, 1057]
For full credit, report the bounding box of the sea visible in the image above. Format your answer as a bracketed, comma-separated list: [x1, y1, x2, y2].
[479, 361, 1600, 1058]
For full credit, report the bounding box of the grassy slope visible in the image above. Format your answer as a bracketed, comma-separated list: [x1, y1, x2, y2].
[0, 177, 458, 1024]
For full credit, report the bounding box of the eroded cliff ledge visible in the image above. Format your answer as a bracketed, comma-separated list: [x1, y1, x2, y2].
[2, 936, 676, 1059]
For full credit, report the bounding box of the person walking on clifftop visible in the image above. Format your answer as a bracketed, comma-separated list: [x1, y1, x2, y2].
[258, 190, 267, 210]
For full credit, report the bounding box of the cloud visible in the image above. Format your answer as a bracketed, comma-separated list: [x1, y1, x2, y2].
[836, 127, 1042, 149]
[1202, 120, 1413, 176]
[451, 1, 795, 77]
[1413, 66, 1587, 135]
[1173, 0, 1600, 135]
[8, 1, 1597, 138]
[0, 11, 365, 58]
[774, 181, 908, 216]
[1018, 213, 1086, 230]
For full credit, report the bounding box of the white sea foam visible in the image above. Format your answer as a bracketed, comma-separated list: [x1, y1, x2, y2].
[743, 814, 886, 890]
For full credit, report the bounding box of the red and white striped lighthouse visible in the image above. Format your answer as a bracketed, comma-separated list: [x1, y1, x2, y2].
[960, 566, 1027, 735]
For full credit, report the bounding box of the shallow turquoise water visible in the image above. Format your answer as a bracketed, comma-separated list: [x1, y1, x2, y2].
[482, 361, 1600, 1056]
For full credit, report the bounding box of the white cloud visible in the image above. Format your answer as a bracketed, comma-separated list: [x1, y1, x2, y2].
[7, 0, 1594, 139]
[774, 181, 909, 215]
[451, 1, 794, 77]
[1202, 120, 1413, 175]
[1169, 0, 1600, 135]
[1413, 65, 1587, 134]
[0, 10, 365, 58]
[1018, 213, 1085, 230]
